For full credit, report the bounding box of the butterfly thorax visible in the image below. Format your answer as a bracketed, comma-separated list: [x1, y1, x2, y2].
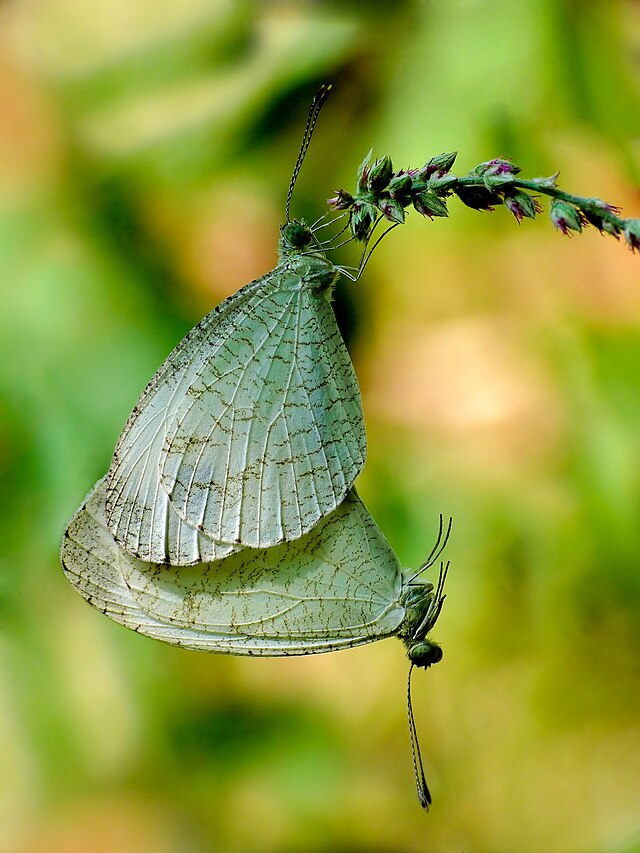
[278, 220, 338, 300]
[397, 582, 444, 670]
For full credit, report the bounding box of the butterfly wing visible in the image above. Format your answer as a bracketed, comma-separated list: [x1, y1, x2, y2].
[62, 481, 405, 655]
[106, 265, 365, 564]
[159, 280, 366, 551]
[105, 275, 267, 564]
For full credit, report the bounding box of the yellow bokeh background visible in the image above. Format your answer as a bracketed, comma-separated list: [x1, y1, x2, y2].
[1, 2, 639, 851]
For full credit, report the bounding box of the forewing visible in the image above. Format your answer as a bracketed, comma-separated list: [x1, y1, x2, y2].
[160, 284, 366, 549]
[105, 275, 268, 564]
[61, 483, 404, 655]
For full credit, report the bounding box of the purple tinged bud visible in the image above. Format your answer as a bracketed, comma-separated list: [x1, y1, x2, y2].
[593, 199, 622, 215]
[504, 191, 541, 223]
[550, 199, 583, 235]
[368, 155, 394, 192]
[413, 191, 448, 218]
[505, 197, 526, 223]
[491, 158, 520, 175]
[456, 185, 502, 211]
[387, 173, 413, 199]
[378, 197, 405, 224]
[427, 172, 457, 192]
[624, 219, 640, 253]
[351, 200, 377, 241]
[420, 152, 457, 180]
[583, 208, 621, 235]
[474, 158, 520, 177]
[483, 172, 518, 190]
[356, 149, 373, 192]
[478, 160, 521, 191]
[328, 188, 354, 210]
[602, 221, 621, 238]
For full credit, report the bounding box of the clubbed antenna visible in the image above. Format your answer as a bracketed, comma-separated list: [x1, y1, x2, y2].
[286, 84, 332, 223]
[407, 663, 432, 810]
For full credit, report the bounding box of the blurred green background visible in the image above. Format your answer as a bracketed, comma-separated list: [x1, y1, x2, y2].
[1, 1, 640, 851]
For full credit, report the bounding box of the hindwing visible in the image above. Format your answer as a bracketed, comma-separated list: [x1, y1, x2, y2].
[63, 480, 405, 655]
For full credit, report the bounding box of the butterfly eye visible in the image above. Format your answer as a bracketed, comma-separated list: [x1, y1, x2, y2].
[281, 220, 313, 250]
[408, 640, 443, 669]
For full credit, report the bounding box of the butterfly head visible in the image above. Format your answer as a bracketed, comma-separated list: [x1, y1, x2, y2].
[279, 219, 314, 256]
[407, 639, 443, 670]
[399, 560, 448, 670]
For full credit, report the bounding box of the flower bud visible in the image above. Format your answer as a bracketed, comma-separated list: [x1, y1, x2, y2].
[476, 159, 521, 191]
[550, 199, 583, 235]
[602, 221, 621, 238]
[387, 173, 413, 201]
[419, 152, 457, 180]
[584, 200, 622, 232]
[413, 191, 448, 218]
[474, 158, 520, 177]
[456, 185, 502, 211]
[427, 173, 457, 192]
[624, 219, 640, 253]
[529, 173, 559, 190]
[483, 172, 517, 190]
[378, 197, 405, 224]
[327, 188, 354, 210]
[583, 212, 616, 236]
[368, 155, 394, 192]
[357, 149, 373, 192]
[503, 190, 540, 223]
[351, 201, 377, 240]
[596, 199, 620, 213]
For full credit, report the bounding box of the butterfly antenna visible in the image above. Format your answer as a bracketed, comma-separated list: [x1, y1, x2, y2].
[407, 663, 432, 811]
[286, 83, 332, 223]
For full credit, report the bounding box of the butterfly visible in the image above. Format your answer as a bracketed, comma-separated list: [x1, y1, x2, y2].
[104, 85, 367, 565]
[62, 477, 450, 809]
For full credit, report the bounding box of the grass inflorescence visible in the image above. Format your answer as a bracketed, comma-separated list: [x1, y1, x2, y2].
[328, 152, 640, 252]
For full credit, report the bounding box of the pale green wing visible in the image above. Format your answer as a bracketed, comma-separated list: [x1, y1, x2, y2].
[106, 264, 365, 565]
[61, 480, 404, 655]
[105, 275, 268, 564]
[159, 280, 365, 551]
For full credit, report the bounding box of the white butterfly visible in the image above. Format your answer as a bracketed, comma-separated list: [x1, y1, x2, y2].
[66, 478, 450, 659]
[104, 85, 366, 565]
[63, 477, 449, 809]
[104, 219, 365, 564]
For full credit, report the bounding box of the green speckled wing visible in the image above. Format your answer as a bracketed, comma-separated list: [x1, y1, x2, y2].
[105, 262, 365, 565]
[105, 276, 265, 565]
[63, 480, 404, 655]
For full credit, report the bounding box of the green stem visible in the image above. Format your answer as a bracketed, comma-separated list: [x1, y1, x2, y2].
[455, 174, 625, 231]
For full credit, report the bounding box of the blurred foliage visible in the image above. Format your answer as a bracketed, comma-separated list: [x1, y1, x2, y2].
[1, 0, 640, 851]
